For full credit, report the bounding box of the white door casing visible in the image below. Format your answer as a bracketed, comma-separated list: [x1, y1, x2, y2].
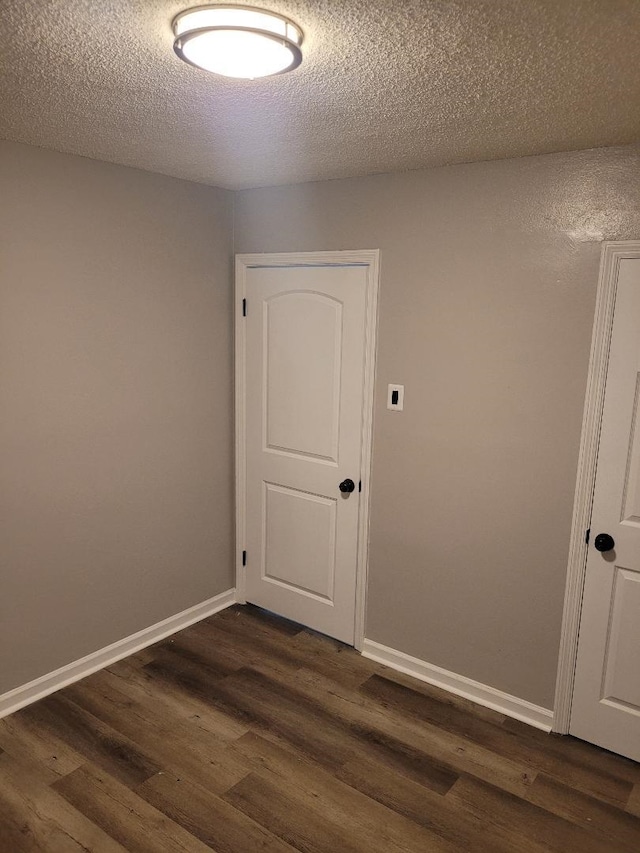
[235, 251, 379, 648]
[569, 254, 640, 760]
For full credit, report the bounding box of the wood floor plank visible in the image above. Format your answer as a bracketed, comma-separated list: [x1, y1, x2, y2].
[225, 769, 458, 853]
[502, 717, 640, 786]
[195, 606, 384, 689]
[0, 711, 85, 782]
[361, 672, 635, 806]
[105, 658, 249, 741]
[523, 772, 640, 852]
[289, 628, 387, 688]
[120, 647, 157, 668]
[157, 631, 242, 680]
[137, 770, 297, 853]
[230, 664, 537, 797]
[18, 693, 161, 788]
[0, 751, 127, 853]
[144, 644, 459, 794]
[372, 666, 508, 725]
[209, 604, 385, 688]
[0, 805, 43, 853]
[165, 622, 271, 677]
[81, 663, 247, 744]
[337, 755, 542, 853]
[222, 666, 460, 794]
[53, 763, 213, 853]
[185, 617, 326, 683]
[64, 675, 248, 796]
[626, 784, 640, 817]
[213, 603, 305, 638]
[189, 611, 376, 691]
[120, 640, 253, 734]
[447, 774, 632, 853]
[227, 730, 461, 853]
[225, 771, 361, 853]
[141, 645, 264, 729]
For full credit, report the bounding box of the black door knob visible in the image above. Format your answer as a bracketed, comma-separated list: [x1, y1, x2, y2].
[594, 533, 615, 552]
[339, 478, 355, 493]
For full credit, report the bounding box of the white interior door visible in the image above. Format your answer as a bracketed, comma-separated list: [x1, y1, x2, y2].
[571, 257, 640, 761]
[238, 258, 374, 644]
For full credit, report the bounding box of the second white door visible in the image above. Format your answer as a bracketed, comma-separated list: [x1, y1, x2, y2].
[571, 255, 640, 761]
[240, 259, 371, 644]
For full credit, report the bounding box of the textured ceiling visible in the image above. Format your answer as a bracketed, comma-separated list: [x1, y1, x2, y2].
[1, 0, 640, 189]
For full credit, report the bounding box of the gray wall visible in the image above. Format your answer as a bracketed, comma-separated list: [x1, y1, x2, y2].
[0, 141, 234, 694]
[4, 139, 640, 712]
[235, 145, 640, 709]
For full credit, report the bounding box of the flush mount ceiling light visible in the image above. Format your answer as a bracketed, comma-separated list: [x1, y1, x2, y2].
[172, 5, 303, 79]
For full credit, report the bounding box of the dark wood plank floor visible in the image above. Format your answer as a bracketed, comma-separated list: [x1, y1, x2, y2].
[1, 605, 639, 852]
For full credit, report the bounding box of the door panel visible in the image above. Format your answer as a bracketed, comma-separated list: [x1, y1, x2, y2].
[243, 263, 368, 644]
[621, 373, 640, 526]
[264, 292, 342, 461]
[263, 483, 336, 602]
[571, 257, 640, 760]
[601, 567, 640, 710]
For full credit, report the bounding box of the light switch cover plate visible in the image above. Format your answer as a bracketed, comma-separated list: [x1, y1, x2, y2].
[387, 384, 404, 411]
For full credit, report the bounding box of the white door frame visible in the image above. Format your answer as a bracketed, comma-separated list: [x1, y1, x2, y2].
[554, 241, 640, 733]
[234, 250, 380, 650]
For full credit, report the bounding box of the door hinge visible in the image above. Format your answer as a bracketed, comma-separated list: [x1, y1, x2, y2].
[242, 550, 247, 566]
[242, 298, 247, 317]
[585, 528, 590, 545]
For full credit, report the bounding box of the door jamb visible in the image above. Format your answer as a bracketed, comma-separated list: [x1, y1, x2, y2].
[234, 250, 381, 651]
[554, 241, 640, 733]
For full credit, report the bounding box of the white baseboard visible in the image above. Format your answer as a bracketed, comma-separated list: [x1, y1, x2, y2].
[361, 638, 553, 732]
[0, 588, 237, 720]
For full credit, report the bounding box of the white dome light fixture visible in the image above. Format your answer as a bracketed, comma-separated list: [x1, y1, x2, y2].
[172, 5, 303, 80]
